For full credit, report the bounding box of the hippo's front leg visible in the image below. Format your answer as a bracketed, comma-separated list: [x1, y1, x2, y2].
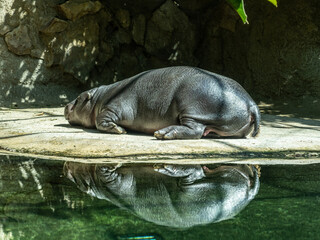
[96, 109, 127, 134]
[154, 118, 205, 140]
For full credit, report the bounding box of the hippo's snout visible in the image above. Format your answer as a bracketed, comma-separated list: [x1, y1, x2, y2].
[64, 103, 73, 121]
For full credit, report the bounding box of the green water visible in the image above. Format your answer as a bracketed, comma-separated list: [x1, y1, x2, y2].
[0, 155, 320, 240]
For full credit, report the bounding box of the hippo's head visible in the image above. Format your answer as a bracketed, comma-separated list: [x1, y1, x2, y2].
[64, 88, 98, 128]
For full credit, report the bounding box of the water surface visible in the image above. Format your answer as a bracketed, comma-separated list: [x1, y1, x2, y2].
[0, 155, 319, 240]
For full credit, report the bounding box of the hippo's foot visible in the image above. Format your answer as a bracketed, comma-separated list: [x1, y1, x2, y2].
[97, 121, 127, 134]
[154, 124, 204, 140]
[154, 164, 204, 177]
[154, 164, 205, 184]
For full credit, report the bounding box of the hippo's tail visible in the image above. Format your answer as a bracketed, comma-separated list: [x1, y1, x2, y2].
[247, 165, 260, 201]
[250, 104, 261, 137]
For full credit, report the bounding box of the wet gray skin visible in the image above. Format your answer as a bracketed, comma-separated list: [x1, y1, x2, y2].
[65, 66, 261, 139]
[64, 163, 260, 228]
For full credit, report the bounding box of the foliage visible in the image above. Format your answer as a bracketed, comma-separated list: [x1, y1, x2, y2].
[226, 0, 277, 24]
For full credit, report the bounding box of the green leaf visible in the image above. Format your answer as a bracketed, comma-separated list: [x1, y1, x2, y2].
[226, 0, 248, 24]
[267, 0, 278, 7]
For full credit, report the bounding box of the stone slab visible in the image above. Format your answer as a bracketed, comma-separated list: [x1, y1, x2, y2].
[0, 107, 319, 164]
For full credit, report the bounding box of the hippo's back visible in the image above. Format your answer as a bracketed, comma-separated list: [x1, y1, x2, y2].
[107, 66, 259, 137]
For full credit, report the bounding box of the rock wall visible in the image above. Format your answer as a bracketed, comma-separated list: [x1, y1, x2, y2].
[0, 0, 319, 107]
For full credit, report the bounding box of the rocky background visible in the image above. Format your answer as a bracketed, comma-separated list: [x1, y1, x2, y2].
[0, 0, 319, 107]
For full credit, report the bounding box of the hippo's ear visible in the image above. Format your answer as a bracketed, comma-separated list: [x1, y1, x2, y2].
[84, 92, 92, 100]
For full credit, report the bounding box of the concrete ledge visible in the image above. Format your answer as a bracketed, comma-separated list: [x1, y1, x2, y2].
[0, 107, 319, 164]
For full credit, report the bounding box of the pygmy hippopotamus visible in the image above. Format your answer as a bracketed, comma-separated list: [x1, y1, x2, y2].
[65, 66, 260, 139]
[64, 163, 260, 228]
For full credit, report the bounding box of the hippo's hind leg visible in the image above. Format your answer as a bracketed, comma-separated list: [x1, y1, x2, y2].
[96, 109, 127, 134]
[154, 118, 205, 140]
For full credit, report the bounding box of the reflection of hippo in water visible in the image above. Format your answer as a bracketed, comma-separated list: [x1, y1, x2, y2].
[65, 66, 260, 139]
[64, 163, 260, 228]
